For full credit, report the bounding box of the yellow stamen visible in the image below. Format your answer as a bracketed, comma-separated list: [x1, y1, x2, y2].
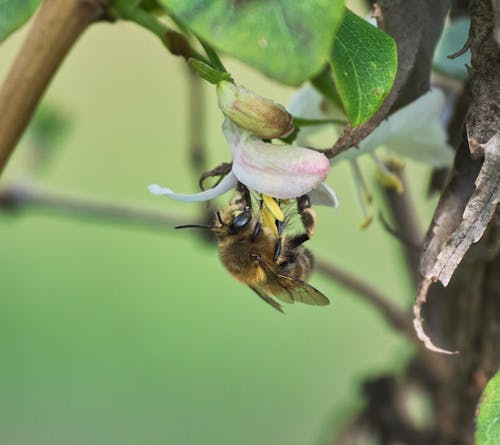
[262, 207, 279, 236]
[360, 215, 374, 229]
[262, 194, 284, 222]
[371, 154, 404, 194]
[388, 156, 406, 170]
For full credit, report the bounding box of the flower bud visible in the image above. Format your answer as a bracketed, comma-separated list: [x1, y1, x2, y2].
[217, 81, 293, 139]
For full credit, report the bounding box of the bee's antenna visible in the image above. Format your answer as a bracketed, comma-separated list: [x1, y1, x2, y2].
[175, 224, 212, 230]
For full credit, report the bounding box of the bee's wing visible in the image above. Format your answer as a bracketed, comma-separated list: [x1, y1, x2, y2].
[249, 285, 284, 313]
[276, 278, 330, 306]
[256, 255, 330, 307]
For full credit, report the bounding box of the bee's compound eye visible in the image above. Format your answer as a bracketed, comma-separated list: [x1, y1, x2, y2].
[231, 210, 252, 231]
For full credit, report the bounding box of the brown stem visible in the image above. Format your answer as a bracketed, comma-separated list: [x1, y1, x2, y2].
[0, 182, 186, 229]
[315, 257, 414, 338]
[0, 179, 413, 339]
[323, 0, 449, 159]
[0, 0, 106, 176]
[380, 164, 424, 287]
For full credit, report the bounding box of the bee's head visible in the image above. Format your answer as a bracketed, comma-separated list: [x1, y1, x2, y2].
[214, 209, 253, 237]
[175, 207, 253, 239]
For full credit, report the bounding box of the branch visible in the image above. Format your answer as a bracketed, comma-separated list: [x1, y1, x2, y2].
[466, 0, 500, 157]
[0, 0, 106, 176]
[324, 0, 449, 159]
[0, 180, 414, 339]
[314, 258, 414, 338]
[379, 164, 424, 286]
[0, 182, 186, 229]
[115, 6, 209, 63]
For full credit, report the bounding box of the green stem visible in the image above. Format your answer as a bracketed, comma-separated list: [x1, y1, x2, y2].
[293, 117, 347, 127]
[116, 6, 210, 64]
[123, 6, 166, 39]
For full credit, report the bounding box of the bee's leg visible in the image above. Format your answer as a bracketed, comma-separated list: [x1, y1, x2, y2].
[232, 182, 252, 209]
[287, 194, 317, 249]
[251, 220, 262, 241]
[237, 182, 252, 209]
[251, 197, 265, 242]
[273, 219, 285, 261]
[297, 194, 316, 238]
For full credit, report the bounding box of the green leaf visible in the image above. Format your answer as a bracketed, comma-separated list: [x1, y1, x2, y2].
[476, 370, 500, 445]
[159, 0, 345, 86]
[0, 0, 41, 43]
[330, 9, 397, 126]
[311, 66, 344, 110]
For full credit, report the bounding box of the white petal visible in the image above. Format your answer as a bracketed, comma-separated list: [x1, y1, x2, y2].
[309, 182, 339, 208]
[288, 85, 328, 120]
[223, 119, 330, 199]
[148, 172, 238, 202]
[383, 90, 454, 166]
[385, 127, 454, 166]
[336, 89, 454, 165]
[288, 85, 334, 147]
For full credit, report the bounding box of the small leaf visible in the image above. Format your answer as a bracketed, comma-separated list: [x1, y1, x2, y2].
[476, 370, 500, 445]
[0, 0, 41, 43]
[330, 9, 397, 126]
[188, 58, 231, 84]
[159, 0, 345, 86]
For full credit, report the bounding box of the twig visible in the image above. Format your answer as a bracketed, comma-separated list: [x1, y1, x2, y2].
[0, 182, 185, 229]
[0, 0, 106, 176]
[314, 258, 414, 338]
[0, 181, 414, 339]
[447, 35, 472, 59]
[379, 212, 422, 252]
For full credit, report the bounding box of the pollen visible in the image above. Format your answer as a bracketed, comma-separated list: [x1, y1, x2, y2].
[262, 194, 284, 222]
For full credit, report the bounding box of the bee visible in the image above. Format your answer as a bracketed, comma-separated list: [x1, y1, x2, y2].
[176, 183, 330, 312]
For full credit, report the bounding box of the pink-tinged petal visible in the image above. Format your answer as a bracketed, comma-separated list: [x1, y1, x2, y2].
[223, 119, 330, 199]
[309, 182, 339, 208]
[148, 172, 238, 202]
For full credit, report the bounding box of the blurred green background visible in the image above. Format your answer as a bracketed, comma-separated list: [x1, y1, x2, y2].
[0, 7, 437, 445]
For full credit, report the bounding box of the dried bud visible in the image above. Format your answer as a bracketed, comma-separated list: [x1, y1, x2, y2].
[217, 81, 293, 139]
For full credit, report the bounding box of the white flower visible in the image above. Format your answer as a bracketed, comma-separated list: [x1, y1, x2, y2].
[288, 86, 454, 227]
[289, 86, 454, 167]
[149, 118, 339, 208]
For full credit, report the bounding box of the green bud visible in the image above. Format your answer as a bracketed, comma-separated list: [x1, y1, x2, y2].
[217, 81, 293, 139]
